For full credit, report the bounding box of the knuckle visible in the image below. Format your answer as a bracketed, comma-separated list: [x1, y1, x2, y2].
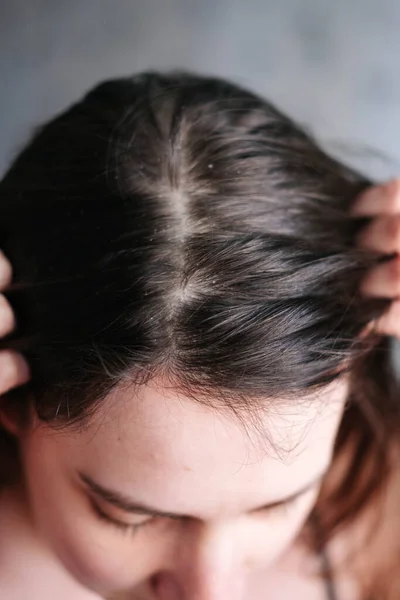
[389, 257, 400, 294]
[378, 301, 400, 337]
[0, 295, 16, 336]
[0, 352, 19, 388]
[387, 216, 400, 247]
[0, 250, 13, 289]
[0, 351, 30, 391]
[385, 179, 400, 212]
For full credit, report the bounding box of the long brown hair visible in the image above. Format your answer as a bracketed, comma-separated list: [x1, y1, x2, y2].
[0, 70, 399, 597]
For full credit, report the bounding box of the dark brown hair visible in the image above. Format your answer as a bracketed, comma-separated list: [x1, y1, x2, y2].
[0, 70, 399, 597]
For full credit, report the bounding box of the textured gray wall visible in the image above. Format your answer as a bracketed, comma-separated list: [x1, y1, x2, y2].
[2, 0, 400, 176]
[1, 0, 400, 366]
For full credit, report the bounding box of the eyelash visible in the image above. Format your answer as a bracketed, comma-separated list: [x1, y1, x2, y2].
[90, 500, 151, 536]
[91, 493, 302, 536]
[263, 494, 305, 518]
[268, 500, 295, 516]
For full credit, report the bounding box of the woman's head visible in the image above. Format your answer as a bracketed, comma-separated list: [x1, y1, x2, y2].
[0, 70, 397, 598]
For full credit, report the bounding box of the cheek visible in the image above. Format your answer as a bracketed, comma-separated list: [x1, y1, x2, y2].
[21, 446, 148, 592]
[29, 477, 140, 591]
[46, 523, 138, 592]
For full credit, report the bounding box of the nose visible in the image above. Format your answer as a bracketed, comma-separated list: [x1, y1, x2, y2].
[150, 520, 252, 600]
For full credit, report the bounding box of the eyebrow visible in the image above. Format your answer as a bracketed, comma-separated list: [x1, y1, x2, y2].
[79, 468, 328, 520]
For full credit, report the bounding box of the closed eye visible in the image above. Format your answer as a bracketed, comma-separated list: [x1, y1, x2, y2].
[83, 470, 324, 533]
[261, 496, 300, 516]
[90, 498, 153, 536]
[255, 481, 319, 517]
[80, 469, 327, 523]
[91, 491, 303, 536]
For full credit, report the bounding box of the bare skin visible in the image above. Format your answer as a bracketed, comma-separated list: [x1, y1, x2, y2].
[0, 250, 30, 394]
[0, 179, 400, 599]
[351, 178, 400, 335]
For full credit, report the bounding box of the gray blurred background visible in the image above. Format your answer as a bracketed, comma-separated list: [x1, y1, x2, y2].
[1, 0, 400, 367]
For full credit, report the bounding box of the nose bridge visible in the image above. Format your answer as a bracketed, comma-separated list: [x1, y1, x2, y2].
[154, 519, 251, 600]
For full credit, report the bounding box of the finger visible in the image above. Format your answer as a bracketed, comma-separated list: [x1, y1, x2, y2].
[371, 300, 400, 339]
[0, 350, 31, 395]
[355, 215, 400, 255]
[359, 255, 400, 299]
[0, 294, 16, 337]
[350, 179, 400, 217]
[0, 250, 13, 290]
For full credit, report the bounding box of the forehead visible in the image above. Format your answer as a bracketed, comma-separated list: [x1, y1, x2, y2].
[55, 377, 348, 516]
